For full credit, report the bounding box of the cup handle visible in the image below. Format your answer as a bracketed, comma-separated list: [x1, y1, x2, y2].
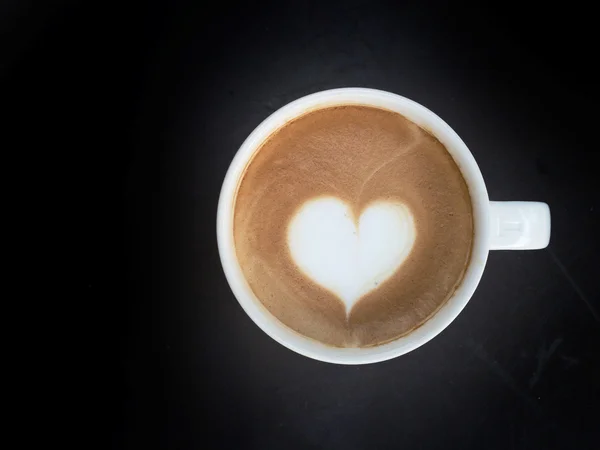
[489, 201, 551, 250]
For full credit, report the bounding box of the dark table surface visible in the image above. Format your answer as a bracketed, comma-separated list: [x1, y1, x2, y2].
[6, 1, 599, 448]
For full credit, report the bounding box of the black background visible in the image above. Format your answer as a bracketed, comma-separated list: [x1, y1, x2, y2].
[5, 1, 599, 448]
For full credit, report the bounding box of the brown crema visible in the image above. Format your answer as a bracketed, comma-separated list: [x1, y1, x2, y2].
[233, 105, 473, 347]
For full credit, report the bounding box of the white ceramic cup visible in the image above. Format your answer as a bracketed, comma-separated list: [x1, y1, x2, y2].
[217, 88, 551, 364]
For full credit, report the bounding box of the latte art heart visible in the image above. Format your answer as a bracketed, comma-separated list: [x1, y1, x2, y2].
[233, 105, 474, 347]
[287, 197, 416, 314]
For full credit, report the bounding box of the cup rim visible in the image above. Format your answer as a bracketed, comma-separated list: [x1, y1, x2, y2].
[217, 88, 490, 364]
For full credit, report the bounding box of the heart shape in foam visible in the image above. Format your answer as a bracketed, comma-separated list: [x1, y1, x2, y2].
[288, 197, 416, 315]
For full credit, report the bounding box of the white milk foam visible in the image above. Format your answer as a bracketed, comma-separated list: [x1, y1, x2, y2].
[287, 197, 416, 315]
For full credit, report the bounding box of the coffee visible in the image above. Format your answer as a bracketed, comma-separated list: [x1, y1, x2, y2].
[233, 105, 473, 347]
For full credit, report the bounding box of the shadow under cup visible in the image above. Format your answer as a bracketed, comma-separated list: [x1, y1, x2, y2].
[217, 88, 491, 364]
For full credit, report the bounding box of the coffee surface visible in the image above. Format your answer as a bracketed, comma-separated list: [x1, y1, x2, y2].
[233, 105, 473, 347]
